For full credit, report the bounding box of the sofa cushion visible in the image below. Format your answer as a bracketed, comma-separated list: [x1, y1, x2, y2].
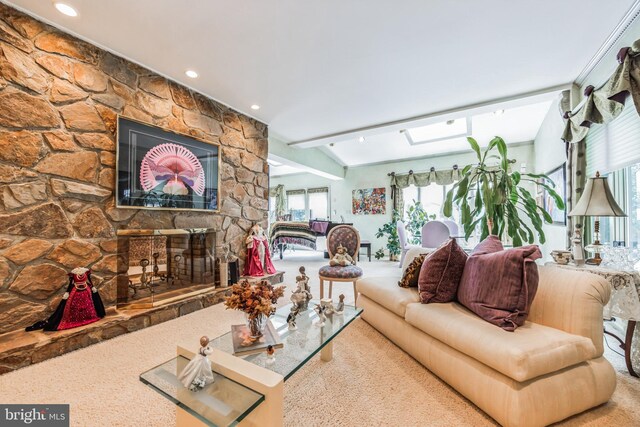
[356, 276, 419, 317]
[398, 253, 427, 288]
[319, 264, 363, 279]
[457, 243, 542, 331]
[402, 247, 434, 273]
[405, 302, 597, 382]
[418, 238, 467, 303]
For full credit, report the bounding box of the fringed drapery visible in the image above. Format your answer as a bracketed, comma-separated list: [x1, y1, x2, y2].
[566, 141, 587, 248]
[268, 184, 286, 219]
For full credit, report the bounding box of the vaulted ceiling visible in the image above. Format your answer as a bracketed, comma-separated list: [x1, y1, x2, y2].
[5, 0, 636, 146]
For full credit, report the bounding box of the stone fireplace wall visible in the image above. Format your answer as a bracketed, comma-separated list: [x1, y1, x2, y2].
[0, 3, 269, 335]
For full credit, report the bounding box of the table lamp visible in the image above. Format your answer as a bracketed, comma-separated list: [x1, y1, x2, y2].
[568, 171, 626, 265]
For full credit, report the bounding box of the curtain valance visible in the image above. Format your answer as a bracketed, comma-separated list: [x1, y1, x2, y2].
[562, 40, 640, 144]
[308, 187, 329, 194]
[285, 189, 306, 195]
[389, 167, 461, 192]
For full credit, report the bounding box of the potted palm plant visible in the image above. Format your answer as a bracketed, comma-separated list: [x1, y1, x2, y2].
[443, 137, 564, 246]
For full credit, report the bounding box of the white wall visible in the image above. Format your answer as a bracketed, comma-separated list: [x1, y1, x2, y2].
[271, 143, 535, 254]
[533, 98, 568, 260]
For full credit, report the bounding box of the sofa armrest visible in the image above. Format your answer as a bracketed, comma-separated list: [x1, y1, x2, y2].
[528, 265, 611, 356]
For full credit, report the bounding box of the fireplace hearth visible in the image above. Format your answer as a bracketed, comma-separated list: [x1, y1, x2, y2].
[117, 228, 222, 309]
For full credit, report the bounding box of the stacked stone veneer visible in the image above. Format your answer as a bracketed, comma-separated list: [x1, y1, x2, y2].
[0, 4, 269, 335]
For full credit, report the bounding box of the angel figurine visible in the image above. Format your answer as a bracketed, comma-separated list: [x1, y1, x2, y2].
[178, 336, 215, 392]
[314, 303, 327, 327]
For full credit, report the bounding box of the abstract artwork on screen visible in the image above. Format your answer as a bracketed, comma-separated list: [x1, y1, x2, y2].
[117, 117, 219, 211]
[352, 187, 386, 215]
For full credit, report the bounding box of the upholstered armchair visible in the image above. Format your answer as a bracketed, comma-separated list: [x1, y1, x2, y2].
[318, 225, 363, 303]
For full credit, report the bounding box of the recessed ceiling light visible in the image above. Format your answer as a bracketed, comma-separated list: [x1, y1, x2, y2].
[250, 104, 260, 110]
[185, 70, 198, 78]
[358, 136, 365, 143]
[54, 2, 77, 17]
[493, 109, 505, 116]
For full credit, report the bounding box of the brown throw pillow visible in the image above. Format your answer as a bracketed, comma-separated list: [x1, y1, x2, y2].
[398, 254, 427, 287]
[417, 238, 468, 303]
[457, 242, 542, 331]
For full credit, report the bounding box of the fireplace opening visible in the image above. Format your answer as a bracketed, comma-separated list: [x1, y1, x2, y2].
[117, 228, 221, 308]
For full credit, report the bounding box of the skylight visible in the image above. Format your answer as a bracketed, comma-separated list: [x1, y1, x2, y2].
[404, 118, 471, 145]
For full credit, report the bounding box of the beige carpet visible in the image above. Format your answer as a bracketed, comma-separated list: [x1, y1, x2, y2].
[0, 250, 638, 426]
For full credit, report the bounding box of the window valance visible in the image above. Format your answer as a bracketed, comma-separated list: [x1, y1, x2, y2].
[389, 167, 461, 193]
[285, 189, 306, 195]
[562, 39, 640, 144]
[308, 187, 329, 194]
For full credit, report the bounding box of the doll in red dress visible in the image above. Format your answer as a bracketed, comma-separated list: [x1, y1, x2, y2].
[26, 267, 106, 331]
[242, 224, 276, 277]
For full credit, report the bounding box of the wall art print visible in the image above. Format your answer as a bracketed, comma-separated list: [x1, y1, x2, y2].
[542, 164, 566, 225]
[116, 117, 220, 211]
[352, 187, 386, 215]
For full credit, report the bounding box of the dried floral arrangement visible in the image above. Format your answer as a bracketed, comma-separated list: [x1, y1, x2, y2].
[224, 280, 286, 320]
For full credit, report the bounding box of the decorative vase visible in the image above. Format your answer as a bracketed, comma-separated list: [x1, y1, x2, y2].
[245, 313, 268, 338]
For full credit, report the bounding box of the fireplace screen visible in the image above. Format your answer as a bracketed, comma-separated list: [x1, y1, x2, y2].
[117, 228, 219, 308]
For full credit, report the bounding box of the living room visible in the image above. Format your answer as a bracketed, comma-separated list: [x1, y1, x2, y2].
[0, 1, 639, 426]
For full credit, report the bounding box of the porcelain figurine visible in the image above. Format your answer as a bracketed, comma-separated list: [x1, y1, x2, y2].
[243, 224, 277, 277]
[335, 294, 345, 315]
[26, 267, 106, 332]
[321, 298, 335, 315]
[178, 336, 215, 392]
[329, 244, 355, 266]
[266, 345, 276, 364]
[314, 303, 327, 327]
[287, 307, 299, 330]
[291, 266, 312, 310]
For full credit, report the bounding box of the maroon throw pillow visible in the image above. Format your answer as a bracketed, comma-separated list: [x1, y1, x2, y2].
[457, 244, 542, 331]
[471, 235, 504, 255]
[418, 238, 468, 303]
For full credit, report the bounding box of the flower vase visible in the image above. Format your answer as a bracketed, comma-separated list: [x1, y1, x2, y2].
[245, 313, 267, 338]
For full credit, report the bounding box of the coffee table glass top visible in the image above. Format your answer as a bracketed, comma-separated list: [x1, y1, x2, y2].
[140, 356, 264, 427]
[209, 302, 362, 380]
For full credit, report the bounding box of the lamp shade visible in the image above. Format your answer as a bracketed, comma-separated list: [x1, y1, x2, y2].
[568, 172, 626, 217]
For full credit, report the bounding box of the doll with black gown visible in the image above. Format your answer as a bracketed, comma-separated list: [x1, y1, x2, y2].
[26, 267, 106, 332]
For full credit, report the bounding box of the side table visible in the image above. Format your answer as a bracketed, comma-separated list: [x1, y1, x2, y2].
[545, 262, 640, 377]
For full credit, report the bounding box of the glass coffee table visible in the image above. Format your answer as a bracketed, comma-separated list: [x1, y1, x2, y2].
[140, 302, 362, 426]
[140, 356, 264, 426]
[209, 301, 363, 380]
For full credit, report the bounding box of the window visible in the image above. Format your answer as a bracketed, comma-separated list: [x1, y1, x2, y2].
[286, 190, 306, 221]
[308, 187, 329, 220]
[591, 163, 640, 250]
[402, 184, 459, 223]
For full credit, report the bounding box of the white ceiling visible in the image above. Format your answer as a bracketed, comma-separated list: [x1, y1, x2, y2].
[324, 99, 553, 167]
[5, 0, 636, 144]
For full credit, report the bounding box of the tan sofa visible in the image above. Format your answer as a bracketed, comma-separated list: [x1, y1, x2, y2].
[356, 253, 617, 427]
